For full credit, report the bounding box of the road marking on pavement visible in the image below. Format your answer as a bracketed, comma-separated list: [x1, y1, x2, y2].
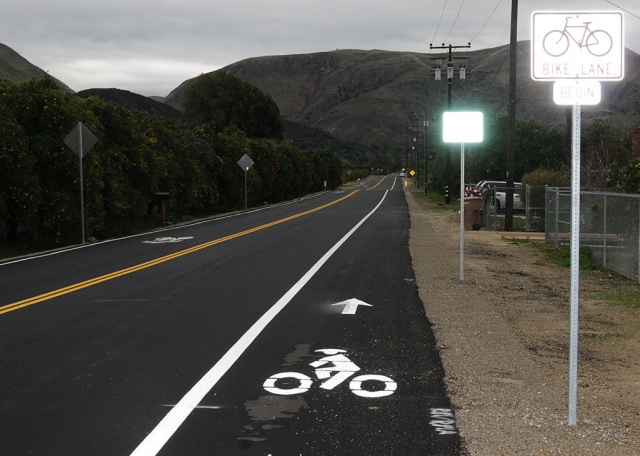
[129, 191, 389, 456]
[0, 192, 357, 316]
[331, 298, 372, 314]
[366, 176, 387, 190]
[142, 237, 194, 244]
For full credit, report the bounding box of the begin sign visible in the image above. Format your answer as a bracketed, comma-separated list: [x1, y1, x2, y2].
[553, 80, 602, 105]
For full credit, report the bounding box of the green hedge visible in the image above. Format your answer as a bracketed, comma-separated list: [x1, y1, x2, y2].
[0, 77, 341, 248]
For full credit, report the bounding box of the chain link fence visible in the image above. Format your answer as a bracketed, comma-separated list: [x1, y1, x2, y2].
[546, 187, 640, 282]
[481, 185, 547, 232]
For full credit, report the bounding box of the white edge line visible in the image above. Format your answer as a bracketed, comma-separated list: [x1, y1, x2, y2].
[130, 190, 389, 456]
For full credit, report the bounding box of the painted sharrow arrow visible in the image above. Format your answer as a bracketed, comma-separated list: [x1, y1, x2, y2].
[331, 298, 373, 315]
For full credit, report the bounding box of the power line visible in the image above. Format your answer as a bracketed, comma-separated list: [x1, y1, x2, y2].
[430, 0, 449, 46]
[604, 0, 640, 20]
[469, 0, 503, 44]
[443, 0, 466, 43]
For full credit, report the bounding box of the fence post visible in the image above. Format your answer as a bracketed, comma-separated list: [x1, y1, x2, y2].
[603, 194, 607, 268]
[526, 184, 531, 232]
[555, 187, 560, 248]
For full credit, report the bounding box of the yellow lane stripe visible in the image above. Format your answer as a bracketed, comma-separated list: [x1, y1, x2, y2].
[0, 191, 358, 316]
[367, 176, 387, 190]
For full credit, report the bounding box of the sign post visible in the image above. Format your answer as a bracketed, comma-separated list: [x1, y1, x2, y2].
[531, 10, 624, 427]
[237, 154, 254, 210]
[442, 112, 484, 282]
[63, 122, 98, 244]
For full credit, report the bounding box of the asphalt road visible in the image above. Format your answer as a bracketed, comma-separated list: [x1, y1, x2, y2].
[0, 176, 460, 455]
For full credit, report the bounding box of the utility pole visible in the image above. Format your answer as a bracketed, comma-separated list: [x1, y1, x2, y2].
[424, 115, 428, 193]
[430, 43, 471, 204]
[414, 126, 419, 187]
[505, 0, 518, 231]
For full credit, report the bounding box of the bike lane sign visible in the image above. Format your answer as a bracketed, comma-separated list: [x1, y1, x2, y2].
[531, 11, 624, 81]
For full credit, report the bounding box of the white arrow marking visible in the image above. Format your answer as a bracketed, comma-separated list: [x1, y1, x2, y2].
[332, 298, 373, 315]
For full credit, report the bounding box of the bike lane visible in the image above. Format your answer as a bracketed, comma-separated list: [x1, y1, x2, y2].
[155, 181, 461, 455]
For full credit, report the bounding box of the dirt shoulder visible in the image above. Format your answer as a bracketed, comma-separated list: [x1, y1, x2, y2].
[405, 185, 640, 454]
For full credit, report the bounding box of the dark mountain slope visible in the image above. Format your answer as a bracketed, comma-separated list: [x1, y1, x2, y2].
[164, 43, 640, 148]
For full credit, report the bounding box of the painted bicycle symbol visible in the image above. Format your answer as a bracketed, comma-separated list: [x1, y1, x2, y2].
[543, 16, 612, 57]
[142, 236, 193, 244]
[263, 349, 397, 398]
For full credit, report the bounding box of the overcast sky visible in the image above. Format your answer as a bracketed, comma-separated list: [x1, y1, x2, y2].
[2, 0, 639, 97]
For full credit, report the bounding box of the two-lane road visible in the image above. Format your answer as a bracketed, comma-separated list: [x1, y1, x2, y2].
[0, 176, 460, 455]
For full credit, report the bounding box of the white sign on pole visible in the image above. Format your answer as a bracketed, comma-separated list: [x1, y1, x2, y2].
[553, 80, 602, 105]
[63, 122, 98, 244]
[237, 154, 254, 210]
[237, 154, 254, 171]
[443, 112, 483, 282]
[531, 9, 625, 428]
[531, 11, 624, 81]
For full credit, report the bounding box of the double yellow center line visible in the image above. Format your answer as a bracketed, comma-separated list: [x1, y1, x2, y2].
[0, 191, 357, 316]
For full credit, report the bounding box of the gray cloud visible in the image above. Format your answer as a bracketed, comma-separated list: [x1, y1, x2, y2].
[1, 0, 638, 96]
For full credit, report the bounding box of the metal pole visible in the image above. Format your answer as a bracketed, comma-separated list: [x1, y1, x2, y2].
[603, 195, 607, 267]
[79, 122, 85, 244]
[505, 0, 519, 231]
[244, 168, 248, 210]
[460, 142, 465, 282]
[555, 187, 560, 248]
[568, 103, 581, 426]
[424, 118, 428, 194]
[429, 43, 470, 203]
[446, 45, 452, 205]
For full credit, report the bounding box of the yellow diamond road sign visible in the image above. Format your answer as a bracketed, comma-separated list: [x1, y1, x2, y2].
[409, 170, 415, 176]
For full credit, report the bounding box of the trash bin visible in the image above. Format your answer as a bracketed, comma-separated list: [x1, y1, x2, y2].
[463, 196, 482, 231]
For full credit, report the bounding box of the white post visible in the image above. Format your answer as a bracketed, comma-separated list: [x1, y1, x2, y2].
[79, 122, 85, 244]
[568, 103, 581, 426]
[244, 168, 248, 210]
[460, 143, 465, 282]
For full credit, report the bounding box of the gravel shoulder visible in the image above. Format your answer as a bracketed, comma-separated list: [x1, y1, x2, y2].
[405, 185, 640, 454]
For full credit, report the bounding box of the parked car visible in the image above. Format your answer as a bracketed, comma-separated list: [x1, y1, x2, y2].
[475, 180, 524, 212]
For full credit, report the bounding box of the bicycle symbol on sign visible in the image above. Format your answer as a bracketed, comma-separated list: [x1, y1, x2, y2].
[263, 349, 397, 398]
[543, 16, 612, 57]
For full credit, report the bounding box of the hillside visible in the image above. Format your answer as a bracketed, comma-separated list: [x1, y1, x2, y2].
[76, 88, 184, 122]
[164, 43, 640, 148]
[0, 43, 72, 93]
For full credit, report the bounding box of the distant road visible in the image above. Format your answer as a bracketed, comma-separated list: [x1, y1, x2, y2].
[0, 176, 460, 455]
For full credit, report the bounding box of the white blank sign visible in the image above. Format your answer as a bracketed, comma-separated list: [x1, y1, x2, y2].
[443, 112, 484, 143]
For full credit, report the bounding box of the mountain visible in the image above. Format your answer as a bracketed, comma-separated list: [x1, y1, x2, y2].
[76, 88, 184, 121]
[163, 42, 640, 147]
[0, 43, 73, 93]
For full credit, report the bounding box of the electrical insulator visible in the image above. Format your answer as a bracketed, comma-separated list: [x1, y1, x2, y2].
[447, 66, 454, 79]
[434, 68, 441, 81]
[460, 67, 466, 80]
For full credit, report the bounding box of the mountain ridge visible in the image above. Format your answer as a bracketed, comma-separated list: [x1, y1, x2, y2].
[0, 43, 73, 93]
[2, 41, 639, 149]
[163, 43, 640, 147]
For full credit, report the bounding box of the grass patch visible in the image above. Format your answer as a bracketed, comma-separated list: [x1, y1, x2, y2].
[516, 241, 606, 271]
[548, 245, 606, 271]
[411, 191, 460, 212]
[596, 290, 640, 309]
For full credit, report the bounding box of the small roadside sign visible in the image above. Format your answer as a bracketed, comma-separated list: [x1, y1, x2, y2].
[237, 154, 254, 171]
[64, 122, 98, 158]
[63, 122, 99, 244]
[553, 80, 602, 105]
[531, 11, 624, 81]
[237, 154, 254, 210]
